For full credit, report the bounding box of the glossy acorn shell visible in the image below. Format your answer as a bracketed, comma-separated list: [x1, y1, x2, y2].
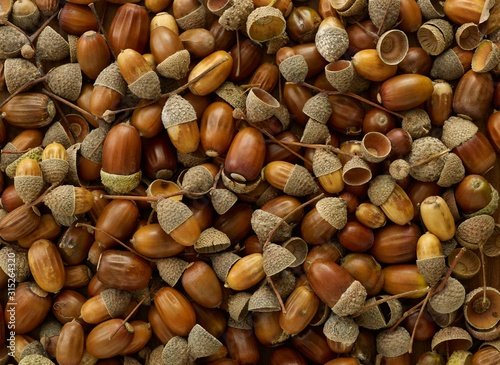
[370, 222, 420, 264]
[108, 3, 149, 55]
[453, 70, 494, 121]
[77, 31, 111, 80]
[188, 50, 234, 96]
[142, 131, 177, 180]
[95, 199, 139, 249]
[86, 318, 134, 359]
[154, 286, 196, 336]
[225, 127, 266, 182]
[225, 327, 261, 365]
[181, 260, 223, 308]
[58, 2, 98, 35]
[101, 123, 142, 176]
[97, 250, 152, 290]
[28, 239, 65, 293]
[200, 101, 235, 157]
[377, 74, 434, 111]
[382, 264, 428, 298]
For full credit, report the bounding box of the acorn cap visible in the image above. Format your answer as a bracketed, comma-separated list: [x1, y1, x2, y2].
[18, 355, 55, 365]
[11, 3, 39, 32]
[42, 185, 75, 216]
[100, 170, 142, 194]
[65, 143, 85, 187]
[4, 58, 41, 94]
[5, 146, 43, 179]
[283, 164, 319, 196]
[179, 165, 214, 194]
[323, 313, 359, 345]
[39, 320, 62, 339]
[417, 0, 445, 19]
[266, 31, 289, 54]
[162, 94, 197, 129]
[360, 131, 392, 163]
[210, 188, 238, 215]
[262, 243, 296, 276]
[248, 283, 281, 312]
[369, 0, 400, 31]
[337, 0, 367, 17]
[246, 87, 280, 123]
[94, 62, 127, 96]
[376, 326, 411, 358]
[456, 23, 482, 51]
[251, 209, 293, 243]
[302, 93, 332, 124]
[255, 185, 280, 207]
[52, 212, 81, 227]
[42, 122, 73, 149]
[208, 0, 233, 15]
[0, 246, 30, 282]
[273, 104, 291, 130]
[194, 227, 231, 254]
[431, 326, 473, 352]
[156, 49, 190, 80]
[376, 29, 409, 65]
[389, 159, 410, 180]
[228, 291, 252, 322]
[246, 6, 285, 43]
[417, 255, 447, 287]
[176, 4, 207, 30]
[162, 337, 189, 365]
[313, 148, 342, 177]
[46, 63, 82, 102]
[437, 153, 465, 187]
[156, 199, 193, 236]
[428, 277, 466, 314]
[427, 303, 459, 328]
[188, 324, 223, 359]
[14, 175, 44, 203]
[124, 357, 141, 365]
[101, 288, 132, 318]
[464, 286, 500, 333]
[218, 0, 254, 31]
[355, 295, 403, 330]
[472, 39, 499, 73]
[278, 54, 308, 83]
[157, 257, 189, 286]
[0, 142, 21, 172]
[0, 25, 28, 59]
[401, 108, 431, 139]
[19, 340, 46, 360]
[149, 345, 164, 365]
[227, 315, 253, 330]
[447, 350, 473, 365]
[68, 34, 78, 63]
[80, 127, 107, 162]
[210, 252, 240, 282]
[367, 174, 396, 206]
[456, 214, 496, 249]
[316, 197, 348, 230]
[315, 25, 349, 62]
[447, 247, 481, 279]
[271, 268, 296, 298]
[407, 136, 448, 182]
[463, 184, 499, 218]
[300, 118, 330, 144]
[417, 19, 453, 56]
[430, 48, 467, 80]
[441, 116, 478, 149]
[127, 70, 161, 100]
[332, 280, 367, 317]
[215, 81, 247, 109]
[281, 237, 308, 268]
[325, 60, 354, 93]
[342, 156, 372, 186]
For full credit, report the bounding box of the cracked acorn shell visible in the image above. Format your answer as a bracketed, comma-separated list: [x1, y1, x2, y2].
[42, 185, 94, 217]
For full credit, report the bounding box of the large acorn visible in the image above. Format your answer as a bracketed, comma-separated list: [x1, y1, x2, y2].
[14, 158, 44, 204]
[42, 185, 94, 217]
[300, 197, 347, 245]
[100, 123, 142, 194]
[150, 25, 190, 80]
[117, 48, 161, 100]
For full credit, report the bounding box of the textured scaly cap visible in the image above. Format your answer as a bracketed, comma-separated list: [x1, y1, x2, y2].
[368, 0, 400, 33]
[300, 119, 330, 144]
[316, 197, 348, 230]
[18, 355, 55, 365]
[367, 175, 396, 206]
[210, 188, 238, 215]
[389, 159, 410, 180]
[315, 25, 349, 62]
[417, 255, 447, 286]
[251, 209, 293, 243]
[437, 153, 465, 187]
[127, 70, 161, 100]
[42, 122, 73, 149]
[194, 227, 231, 253]
[0, 246, 30, 282]
[271, 268, 296, 298]
[463, 184, 499, 218]
[331, 280, 367, 316]
[281, 237, 308, 268]
[302, 93, 332, 124]
[430, 48, 467, 80]
[219, 0, 254, 31]
[162, 337, 189, 365]
[323, 313, 359, 345]
[215, 81, 246, 109]
[248, 283, 281, 312]
[101, 288, 132, 318]
[313, 148, 342, 177]
[4, 58, 41, 94]
[156, 49, 190, 80]
[431, 326, 472, 352]
[0, 26, 27, 59]
[283, 164, 319, 196]
[376, 326, 411, 358]
[156, 198, 193, 235]
[179, 165, 214, 194]
[210, 252, 240, 282]
[355, 295, 402, 330]
[401, 108, 431, 139]
[162, 94, 197, 129]
[5, 147, 43, 179]
[441, 116, 478, 149]
[262, 243, 296, 276]
[456, 214, 496, 249]
[36, 26, 69, 61]
[407, 137, 448, 182]
[94, 62, 127, 96]
[14, 174, 43, 204]
[228, 291, 252, 322]
[176, 4, 207, 30]
[428, 277, 466, 314]
[279, 54, 308, 83]
[188, 324, 223, 359]
[46, 63, 82, 101]
[157, 257, 189, 286]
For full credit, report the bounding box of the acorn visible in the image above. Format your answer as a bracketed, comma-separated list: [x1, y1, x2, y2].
[28, 239, 65, 293]
[40, 142, 68, 185]
[225, 253, 266, 291]
[455, 214, 496, 249]
[428, 277, 466, 314]
[315, 17, 349, 62]
[117, 48, 161, 100]
[178, 163, 218, 196]
[377, 74, 434, 111]
[80, 288, 132, 324]
[367, 175, 414, 225]
[430, 46, 473, 81]
[355, 202, 387, 229]
[76, 31, 111, 80]
[155, 286, 196, 336]
[406, 136, 448, 182]
[0, 25, 27, 59]
[417, 19, 454, 56]
[420, 196, 456, 241]
[376, 326, 411, 359]
[251, 209, 293, 244]
[0, 203, 41, 241]
[0, 245, 30, 282]
[263, 161, 318, 196]
[416, 232, 447, 286]
[181, 260, 223, 309]
[323, 313, 359, 350]
[383, 264, 428, 298]
[1, 93, 55, 129]
[56, 320, 84, 365]
[248, 283, 281, 312]
[161, 94, 200, 154]
[14, 158, 43, 204]
[279, 285, 319, 335]
[97, 250, 152, 291]
[156, 198, 201, 246]
[188, 50, 233, 96]
[150, 26, 190, 80]
[444, 0, 493, 24]
[42, 185, 94, 217]
[86, 319, 134, 359]
[57, 2, 98, 35]
[194, 227, 231, 253]
[300, 197, 347, 245]
[355, 295, 403, 330]
[3, 58, 41, 94]
[108, 3, 150, 55]
[91, 62, 127, 118]
[218, 0, 254, 31]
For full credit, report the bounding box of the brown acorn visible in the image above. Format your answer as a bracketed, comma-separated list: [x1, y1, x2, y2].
[416, 231, 447, 286]
[377, 74, 434, 111]
[225, 253, 266, 291]
[188, 50, 234, 96]
[80, 288, 132, 324]
[150, 25, 190, 80]
[263, 161, 318, 196]
[77, 31, 111, 80]
[56, 320, 84, 365]
[58, 2, 97, 35]
[86, 319, 134, 359]
[14, 158, 43, 204]
[28, 239, 65, 293]
[156, 198, 201, 246]
[1, 93, 55, 129]
[155, 286, 196, 336]
[40, 142, 68, 185]
[108, 3, 150, 55]
[97, 250, 152, 291]
[91, 62, 127, 118]
[117, 48, 161, 100]
[0, 203, 41, 241]
[42, 185, 94, 217]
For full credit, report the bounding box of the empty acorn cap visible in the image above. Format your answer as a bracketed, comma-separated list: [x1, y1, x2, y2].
[94, 62, 127, 96]
[456, 23, 482, 51]
[417, 255, 447, 286]
[442, 116, 478, 149]
[281, 237, 308, 268]
[313, 148, 342, 177]
[456, 214, 496, 249]
[302, 93, 332, 124]
[407, 136, 448, 182]
[472, 39, 500, 73]
[429, 277, 466, 314]
[36, 26, 69, 61]
[401, 108, 431, 139]
[14, 174, 44, 204]
[367, 174, 396, 206]
[162, 337, 189, 365]
[430, 47, 469, 80]
[278, 54, 308, 83]
[215, 81, 246, 109]
[447, 350, 473, 365]
[251, 209, 293, 243]
[210, 252, 240, 282]
[376, 326, 411, 358]
[376, 29, 409, 65]
[101, 288, 132, 318]
[463, 286, 500, 333]
[431, 326, 473, 352]
[316, 197, 348, 230]
[46, 63, 82, 101]
[42, 122, 73, 149]
[325, 60, 354, 93]
[418, 19, 454, 56]
[369, 0, 400, 32]
[300, 118, 330, 144]
[218, 0, 254, 31]
[355, 295, 403, 330]
[156, 49, 190, 80]
[283, 164, 319, 196]
[447, 248, 481, 279]
[0, 143, 22, 172]
[176, 3, 207, 30]
[228, 291, 252, 322]
[273, 104, 291, 130]
[437, 153, 465, 187]
[157, 257, 189, 286]
[0, 246, 30, 282]
[246, 87, 280, 123]
[323, 313, 359, 345]
[262, 243, 296, 276]
[246, 6, 286, 43]
[6, 146, 43, 179]
[162, 94, 197, 129]
[18, 355, 55, 365]
[100, 170, 142, 194]
[188, 324, 223, 359]
[417, 0, 445, 19]
[332, 280, 367, 317]
[127, 70, 161, 100]
[342, 156, 372, 186]
[315, 25, 349, 62]
[210, 188, 238, 215]
[4, 58, 41, 94]
[194, 227, 231, 253]
[361, 131, 392, 163]
[266, 31, 289, 54]
[248, 283, 281, 312]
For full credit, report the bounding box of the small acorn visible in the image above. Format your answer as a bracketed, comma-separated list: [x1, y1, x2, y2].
[156, 198, 201, 246]
[14, 158, 44, 204]
[42, 185, 94, 217]
[0, 25, 27, 59]
[416, 232, 447, 286]
[40, 142, 68, 185]
[162, 94, 200, 154]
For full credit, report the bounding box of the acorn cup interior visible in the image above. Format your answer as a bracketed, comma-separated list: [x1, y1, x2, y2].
[0, 0, 500, 364]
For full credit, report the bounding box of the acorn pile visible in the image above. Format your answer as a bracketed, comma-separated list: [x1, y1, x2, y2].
[0, 0, 500, 364]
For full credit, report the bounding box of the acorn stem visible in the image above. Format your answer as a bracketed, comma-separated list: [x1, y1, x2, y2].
[28, 10, 59, 43]
[354, 287, 431, 316]
[376, 0, 394, 36]
[101, 187, 213, 202]
[277, 140, 356, 158]
[480, 247, 488, 305]
[408, 290, 432, 353]
[267, 276, 287, 314]
[235, 30, 241, 78]
[410, 149, 451, 168]
[240, 83, 262, 90]
[75, 222, 157, 262]
[263, 193, 325, 247]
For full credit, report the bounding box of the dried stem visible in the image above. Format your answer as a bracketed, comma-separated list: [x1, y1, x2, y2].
[277, 140, 356, 158]
[353, 287, 431, 316]
[376, 0, 394, 36]
[89, 2, 116, 60]
[410, 149, 450, 169]
[267, 276, 287, 314]
[235, 30, 241, 78]
[480, 247, 488, 305]
[409, 290, 432, 353]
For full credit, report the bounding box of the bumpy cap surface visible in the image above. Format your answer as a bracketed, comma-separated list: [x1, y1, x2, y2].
[323, 313, 359, 345]
[156, 198, 193, 234]
[162, 337, 189, 365]
[278, 54, 308, 83]
[157, 257, 189, 286]
[331, 280, 367, 316]
[194, 227, 231, 253]
[162, 94, 197, 128]
[302, 93, 332, 124]
[367, 174, 396, 206]
[94, 62, 127, 96]
[262, 243, 296, 276]
[315, 25, 349, 62]
[313, 148, 342, 177]
[441, 116, 478, 149]
[188, 324, 223, 359]
[36, 26, 68, 61]
[407, 136, 448, 182]
[377, 326, 411, 357]
[316, 197, 348, 230]
[283, 164, 319, 196]
[251, 209, 293, 243]
[429, 277, 466, 314]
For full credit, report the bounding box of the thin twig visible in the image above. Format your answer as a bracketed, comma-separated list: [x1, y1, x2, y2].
[267, 276, 287, 314]
[353, 287, 430, 316]
[89, 2, 116, 60]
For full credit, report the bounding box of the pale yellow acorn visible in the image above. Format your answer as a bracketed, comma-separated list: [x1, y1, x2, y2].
[420, 195, 456, 241]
